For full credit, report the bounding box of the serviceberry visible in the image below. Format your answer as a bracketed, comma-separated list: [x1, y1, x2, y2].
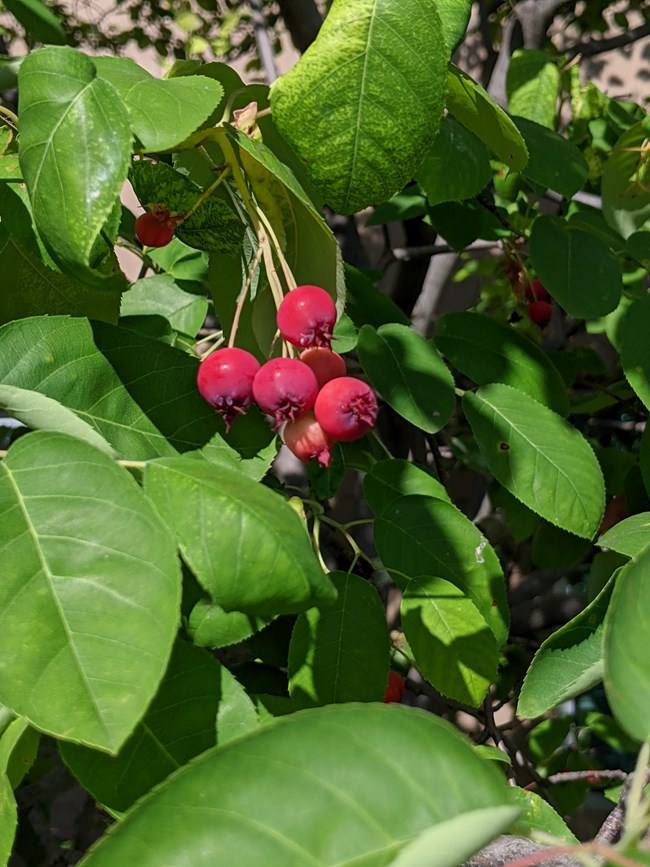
[384, 671, 405, 703]
[135, 210, 175, 248]
[299, 347, 346, 389]
[276, 285, 337, 349]
[528, 300, 552, 328]
[253, 358, 319, 429]
[196, 347, 260, 432]
[283, 411, 333, 468]
[524, 279, 550, 303]
[314, 377, 378, 442]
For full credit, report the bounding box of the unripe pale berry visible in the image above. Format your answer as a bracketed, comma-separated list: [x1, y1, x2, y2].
[135, 211, 175, 248]
[528, 300, 552, 328]
[299, 347, 346, 389]
[314, 376, 378, 442]
[283, 411, 333, 468]
[276, 285, 337, 349]
[253, 357, 319, 429]
[197, 347, 261, 432]
[524, 279, 550, 303]
[384, 671, 405, 703]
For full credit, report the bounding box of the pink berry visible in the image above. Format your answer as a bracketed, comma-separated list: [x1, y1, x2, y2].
[299, 347, 346, 389]
[283, 411, 333, 468]
[276, 285, 337, 349]
[528, 300, 552, 328]
[196, 347, 260, 432]
[135, 211, 175, 248]
[253, 357, 319, 429]
[384, 671, 405, 703]
[314, 377, 378, 442]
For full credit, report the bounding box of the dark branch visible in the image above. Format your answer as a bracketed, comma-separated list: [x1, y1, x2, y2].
[276, 0, 323, 53]
[565, 20, 650, 58]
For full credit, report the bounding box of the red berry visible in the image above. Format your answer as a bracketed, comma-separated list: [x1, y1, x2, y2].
[524, 279, 550, 302]
[135, 211, 175, 248]
[384, 671, 405, 703]
[277, 285, 337, 349]
[283, 411, 333, 468]
[197, 347, 260, 432]
[314, 377, 378, 442]
[299, 347, 346, 389]
[253, 358, 319, 429]
[528, 300, 552, 328]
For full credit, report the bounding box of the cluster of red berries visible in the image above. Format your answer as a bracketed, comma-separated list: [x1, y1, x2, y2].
[524, 279, 552, 329]
[135, 206, 177, 248]
[197, 285, 378, 468]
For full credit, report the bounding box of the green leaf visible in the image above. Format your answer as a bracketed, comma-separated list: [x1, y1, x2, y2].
[506, 51, 560, 129]
[1, 0, 65, 44]
[364, 458, 451, 515]
[344, 264, 410, 330]
[233, 131, 345, 309]
[0, 774, 16, 867]
[0, 717, 40, 788]
[529, 216, 621, 319]
[513, 116, 588, 198]
[0, 316, 218, 460]
[129, 159, 244, 255]
[446, 64, 528, 171]
[433, 0, 472, 52]
[531, 521, 591, 569]
[627, 230, 650, 268]
[0, 183, 122, 324]
[416, 115, 491, 206]
[357, 324, 455, 433]
[374, 495, 509, 646]
[604, 544, 650, 742]
[599, 512, 650, 557]
[93, 57, 222, 152]
[120, 274, 208, 337]
[288, 572, 390, 707]
[0, 431, 181, 753]
[390, 806, 520, 867]
[18, 47, 131, 286]
[463, 384, 605, 539]
[506, 788, 577, 843]
[143, 457, 336, 616]
[602, 121, 650, 239]
[187, 600, 273, 649]
[621, 295, 650, 411]
[402, 576, 498, 707]
[517, 575, 615, 718]
[435, 312, 568, 415]
[0, 384, 116, 457]
[79, 704, 510, 867]
[60, 640, 254, 812]
[270, 0, 449, 214]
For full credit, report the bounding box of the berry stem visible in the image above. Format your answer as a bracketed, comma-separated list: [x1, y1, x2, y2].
[177, 165, 231, 225]
[227, 244, 264, 349]
[255, 204, 297, 291]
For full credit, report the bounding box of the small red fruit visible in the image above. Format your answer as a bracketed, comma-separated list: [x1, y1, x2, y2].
[283, 411, 333, 468]
[527, 300, 553, 329]
[197, 347, 260, 432]
[277, 285, 337, 349]
[314, 377, 378, 442]
[524, 279, 550, 302]
[299, 347, 346, 389]
[135, 211, 175, 248]
[253, 358, 319, 428]
[384, 671, 405, 703]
